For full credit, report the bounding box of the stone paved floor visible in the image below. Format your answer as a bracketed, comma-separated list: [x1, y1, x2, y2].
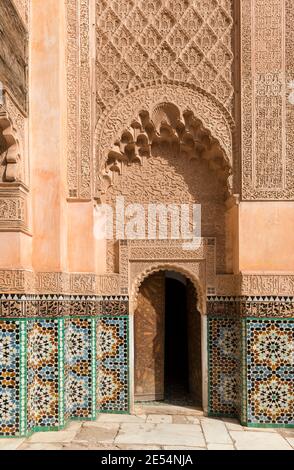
[0, 404, 293, 451]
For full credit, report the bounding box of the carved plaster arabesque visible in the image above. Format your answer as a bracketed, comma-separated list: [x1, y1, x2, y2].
[241, 0, 293, 200]
[102, 104, 232, 197]
[95, 83, 234, 197]
[101, 96, 230, 274]
[66, 0, 92, 199]
[0, 106, 22, 183]
[125, 238, 216, 314]
[0, 89, 28, 232]
[66, 0, 236, 199]
[1, 270, 294, 299]
[130, 263, 206, 316]
[95, 1, 234, 114]
[0, 184, 28, 233]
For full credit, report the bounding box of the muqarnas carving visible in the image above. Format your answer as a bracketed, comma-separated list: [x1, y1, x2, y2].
[103, 104, 232, 195]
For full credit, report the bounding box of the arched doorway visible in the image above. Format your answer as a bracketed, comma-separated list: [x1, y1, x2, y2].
[134, 270, 202, 407]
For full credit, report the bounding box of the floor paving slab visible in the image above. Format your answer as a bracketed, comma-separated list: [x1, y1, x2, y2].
[230, 431, 293, 450]
[221, 418, 243, 431]
[279, 428, 294, 438]
[172, 415, 188, 424]
[163, 445, 206, 450]
[19, 443, 63, 451]
[27, 422, 82, 443]
[146, 414, 173, 424]
[3, 408, 292, 451]
[201, 419, 233, 445]
[186, 416, 200, 424]
[0, 439, 25, 450]
[243, 426, 277, 433]
[75, 423, 120, 444]
[116, 444, 163, 450]
[63, 443, 118, 450]
[97, 414, 147, 423]
[207, 444, 235, 450]
[115, 423, 205, 448]
[285, 438, 294, 449]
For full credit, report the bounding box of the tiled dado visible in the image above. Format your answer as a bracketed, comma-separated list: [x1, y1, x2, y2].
[1, 295, 293, 436]
[241, 318, 294, 428]
[208, 316, 240, 418]
[0, 310, 129, 437]
[207, 298, 294, 428]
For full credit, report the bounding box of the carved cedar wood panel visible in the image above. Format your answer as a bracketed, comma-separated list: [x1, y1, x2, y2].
[134, 271, 165, 401]
[187, 280, 202, 405]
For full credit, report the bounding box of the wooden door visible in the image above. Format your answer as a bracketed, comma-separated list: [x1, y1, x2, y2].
[187, 280, 202, 406]
[134, 272, 165, 401]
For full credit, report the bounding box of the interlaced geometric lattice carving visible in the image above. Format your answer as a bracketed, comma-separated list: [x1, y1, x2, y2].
[96, 0, 234, 118]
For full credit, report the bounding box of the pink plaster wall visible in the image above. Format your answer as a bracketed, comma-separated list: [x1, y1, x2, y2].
[30, 0, 67, 272]
[0, 232, 32, 269]
[239, 202, 294, 272]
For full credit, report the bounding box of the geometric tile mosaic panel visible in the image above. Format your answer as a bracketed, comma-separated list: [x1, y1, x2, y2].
[244, 318, 294, 427]
[96, 317, 129, 413]
[27, 320, 60, 430]
[208, 317, 240, 418]
[1, 296, 292, 436]
[64, 318, 96, 419]
[0, 320, 22, 436]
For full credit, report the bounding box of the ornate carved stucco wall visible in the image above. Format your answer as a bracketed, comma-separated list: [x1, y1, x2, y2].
[0, 0, 293, 298]
[66, 0, 237, 201]
[0, 0, 293, 437]
[241, 0, 294, 200]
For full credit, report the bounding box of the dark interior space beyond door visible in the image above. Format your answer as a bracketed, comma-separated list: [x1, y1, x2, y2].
[134, 270, 202, 407]
[164, 275, 189, 399]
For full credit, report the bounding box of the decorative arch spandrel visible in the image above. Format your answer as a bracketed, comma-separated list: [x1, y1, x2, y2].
[94, 83, 234, 198]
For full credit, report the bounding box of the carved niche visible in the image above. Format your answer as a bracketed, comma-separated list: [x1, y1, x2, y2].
[102, 105, 232, 193]
[66, 0, 237, 199]
[98, 101, 230, 276]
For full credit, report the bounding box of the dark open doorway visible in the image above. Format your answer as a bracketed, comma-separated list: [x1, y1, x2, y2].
[164, 272, 189, 400]
[164, 271, 202, 406]
[134, 270, 202, 407]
